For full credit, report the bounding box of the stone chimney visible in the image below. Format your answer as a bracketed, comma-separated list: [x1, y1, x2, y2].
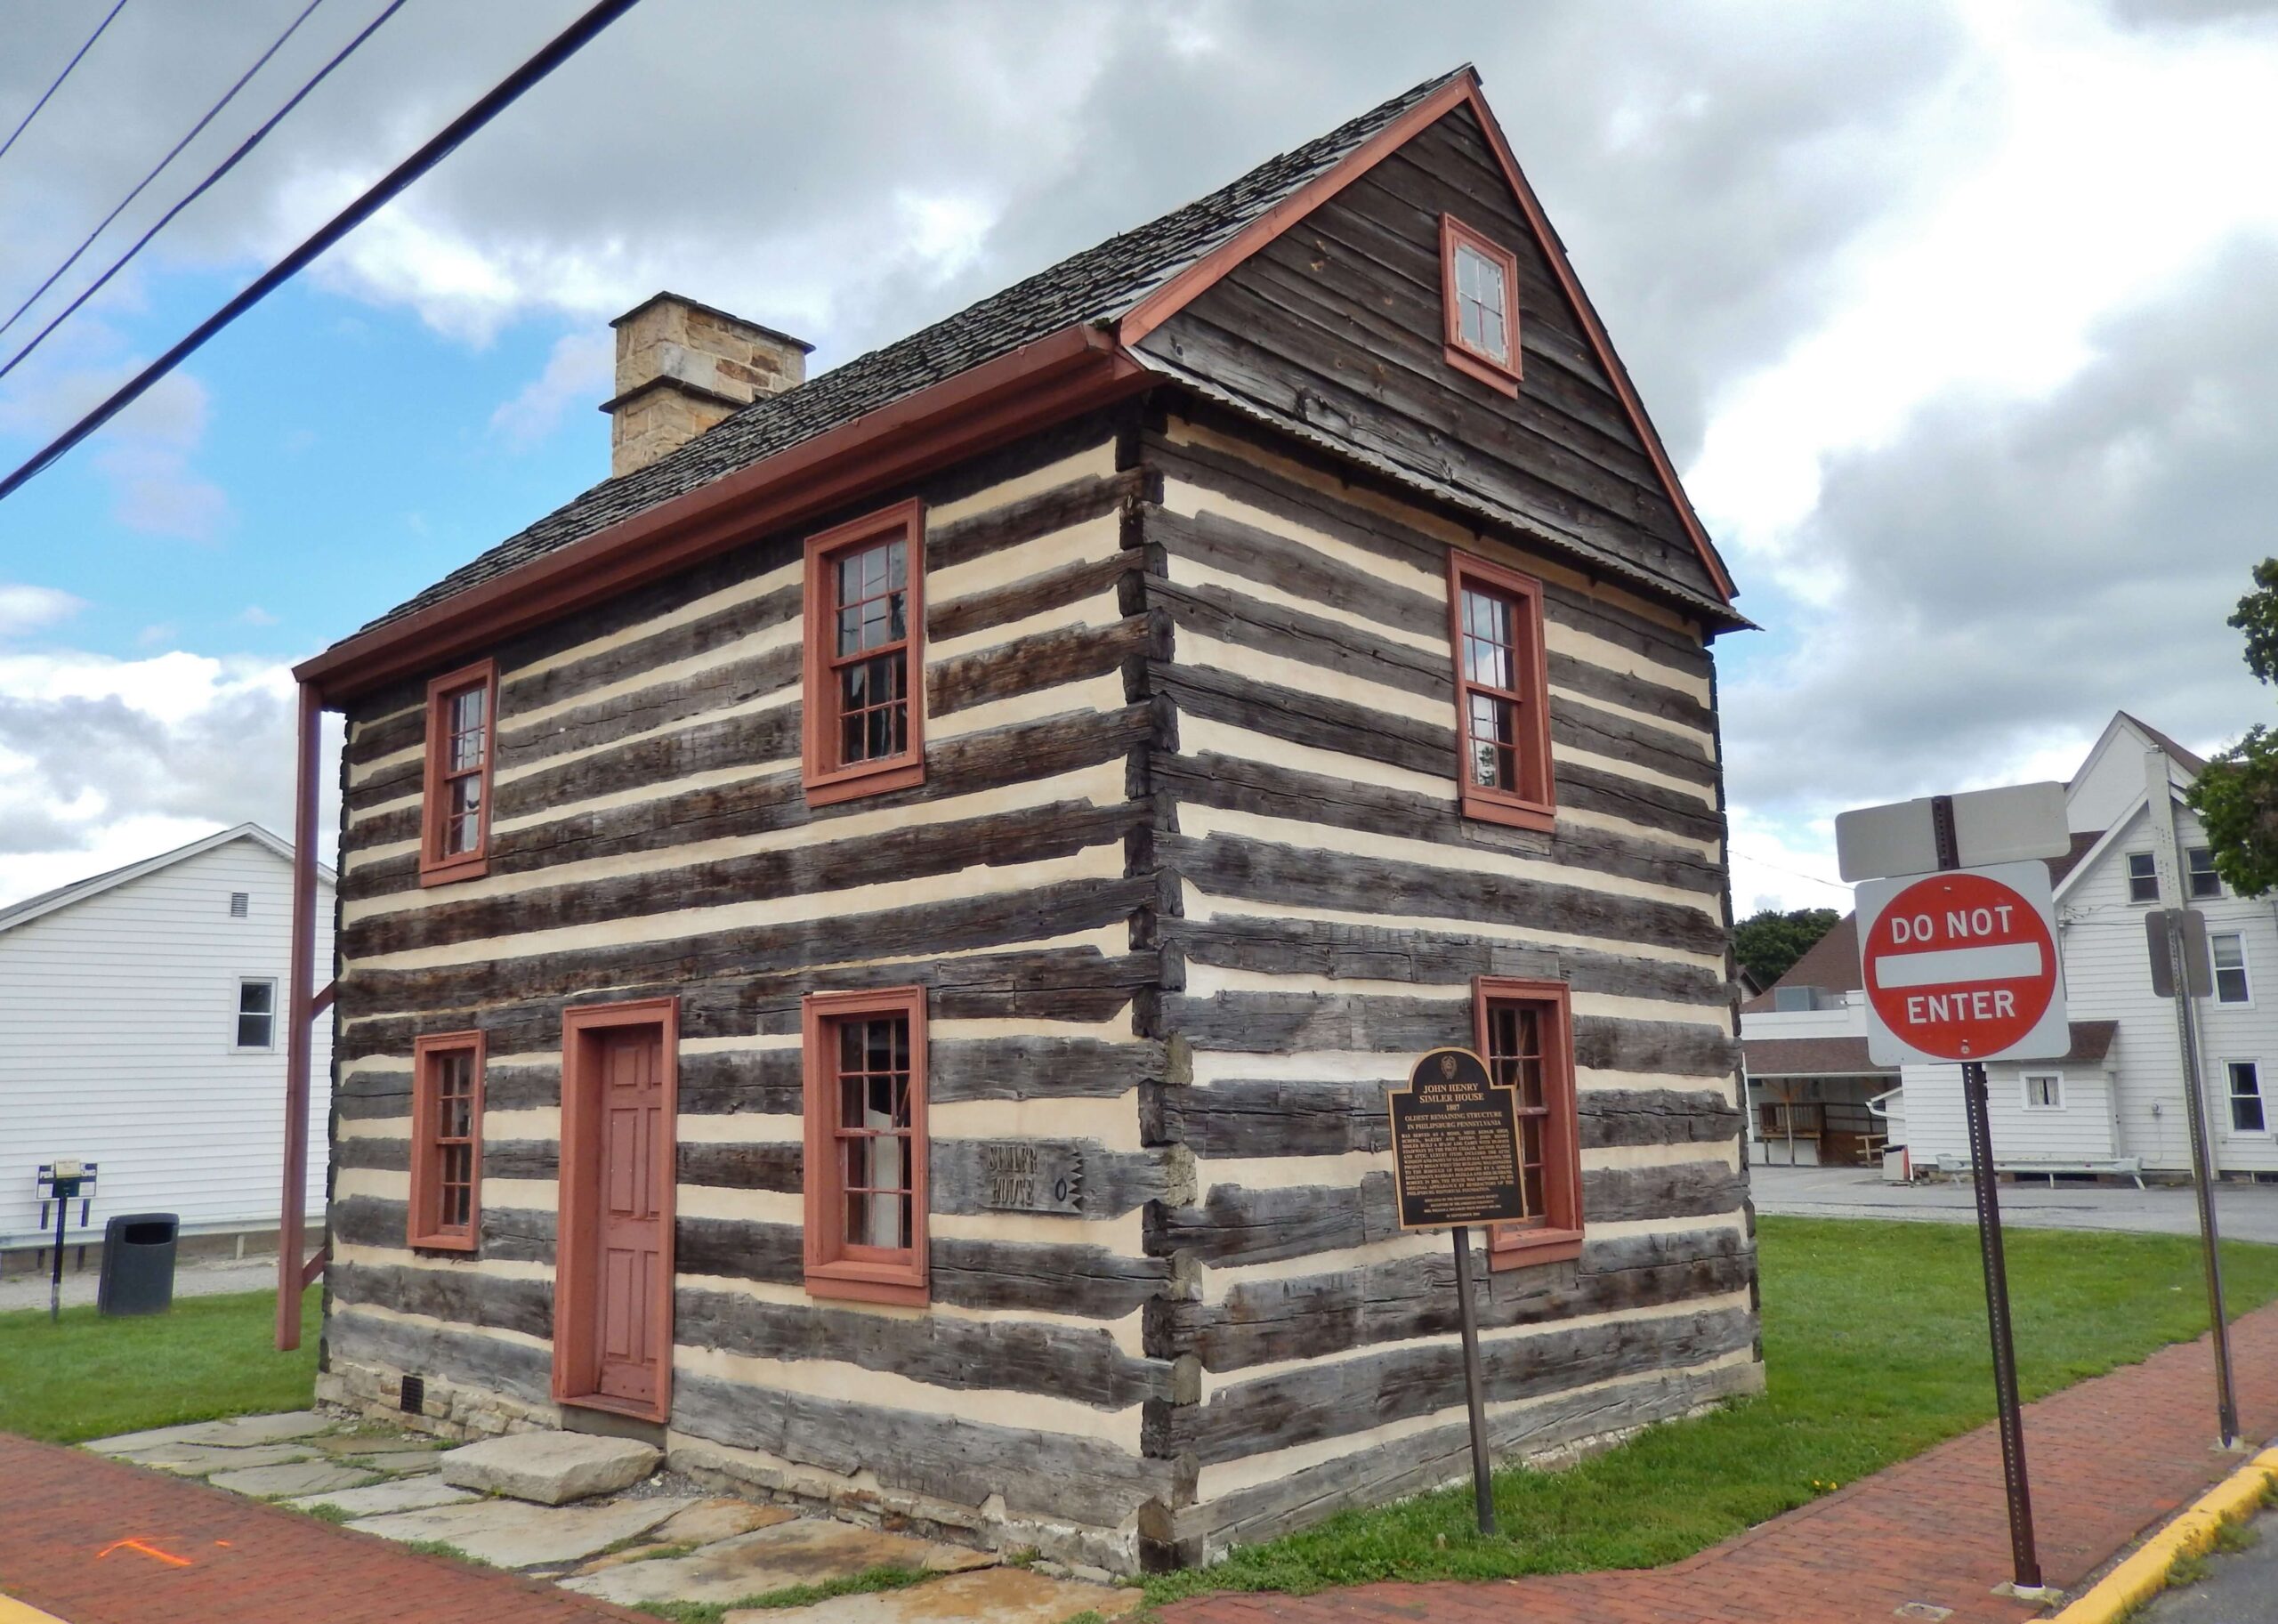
[602, 292, 812, 478]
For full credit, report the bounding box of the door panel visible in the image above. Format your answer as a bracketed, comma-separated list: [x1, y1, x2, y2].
[595, 1025, 665, 1406]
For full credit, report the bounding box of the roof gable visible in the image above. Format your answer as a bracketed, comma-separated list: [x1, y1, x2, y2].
[1122, 78, 1733, 611]
[0, 823, 330, 937]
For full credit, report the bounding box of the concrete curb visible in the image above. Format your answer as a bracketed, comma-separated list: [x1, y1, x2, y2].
[2045, 1445, 2278, 1623]
[0, 1596, 69, 1623]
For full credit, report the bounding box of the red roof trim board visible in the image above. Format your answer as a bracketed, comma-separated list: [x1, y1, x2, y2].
[1115, 68, 1735, 605]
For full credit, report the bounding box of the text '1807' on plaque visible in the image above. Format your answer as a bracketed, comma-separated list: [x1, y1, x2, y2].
[1386, 1047, 1528, 1231]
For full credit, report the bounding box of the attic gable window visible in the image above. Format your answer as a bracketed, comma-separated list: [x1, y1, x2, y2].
[804, 500, 927, 805]
[1449, 549, 1555, 831]
[1441, 214, 1522, 395]
[2126, 852, 2159, 904]
[419, 658, 497, 886]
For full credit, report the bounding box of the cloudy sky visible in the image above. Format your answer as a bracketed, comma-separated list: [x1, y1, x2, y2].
[0, 0, 2271, 915]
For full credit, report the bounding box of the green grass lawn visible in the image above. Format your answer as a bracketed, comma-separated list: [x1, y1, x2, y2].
[0, 1286, 319, 1444]
[1141, 1216, 2278, 1604]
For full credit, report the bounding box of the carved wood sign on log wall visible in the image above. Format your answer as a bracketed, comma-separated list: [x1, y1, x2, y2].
[980, 1141, 1084, 1214]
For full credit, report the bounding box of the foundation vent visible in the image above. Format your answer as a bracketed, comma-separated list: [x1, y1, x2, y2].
[399, 1373, 425, 1415]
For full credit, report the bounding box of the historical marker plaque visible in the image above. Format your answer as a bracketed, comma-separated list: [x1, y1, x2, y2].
[1386, 1047, 1526, 1231]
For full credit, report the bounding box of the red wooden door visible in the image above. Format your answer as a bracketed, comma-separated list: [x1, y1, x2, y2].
[594, 1026, 666, 1408]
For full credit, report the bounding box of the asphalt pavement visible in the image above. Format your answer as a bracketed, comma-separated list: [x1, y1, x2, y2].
[1750, 1163, 2278, 1245]
[2140, 1503, 2278, 1622]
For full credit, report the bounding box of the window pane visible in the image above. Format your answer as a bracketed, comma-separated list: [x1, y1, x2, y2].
[2127, 853, 2159, 903]
[238, 1014, 271, 1048]
[1467, 692, 1517, 790]
[239, 981, 274, 1014]
[2188, 847, 2222, 899]
[2232, 1063, 2265, 1133]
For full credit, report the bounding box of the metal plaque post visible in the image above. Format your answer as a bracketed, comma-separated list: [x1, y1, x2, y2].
[1450, 1224, 1497, 1535]
[1935, 796, 2041, 1591]
[2161, 908, 2241, 1446]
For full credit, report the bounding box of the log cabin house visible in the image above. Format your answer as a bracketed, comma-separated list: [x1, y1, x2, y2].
[277, 65, 1759, 1572]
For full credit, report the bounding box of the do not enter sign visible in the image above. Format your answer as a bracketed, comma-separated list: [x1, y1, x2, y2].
[1856, 860, 2070, 1065]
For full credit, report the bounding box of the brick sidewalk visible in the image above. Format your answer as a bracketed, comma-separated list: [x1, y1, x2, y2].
[0, 1435, 644, 1624]
[1162, 1299, 2278, 1624]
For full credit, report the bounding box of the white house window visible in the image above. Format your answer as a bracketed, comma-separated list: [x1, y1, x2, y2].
[2187, 845, 2222, 901]
[2213, 934, 2250, 1005]
[234, 978, 277, 1051]
[228, 892, 249, 917]
[2126, 852, 2159, 904]
[2229, 1062, 2266, 1134]
[2022, 1073, 2064, 1111]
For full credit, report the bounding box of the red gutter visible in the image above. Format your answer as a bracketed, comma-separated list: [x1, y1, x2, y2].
[276, 681, 322, 1352]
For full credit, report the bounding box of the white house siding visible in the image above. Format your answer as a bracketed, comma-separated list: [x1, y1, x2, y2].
[0, 838, 334, 1252]
[1903, 799, 2278, 1176]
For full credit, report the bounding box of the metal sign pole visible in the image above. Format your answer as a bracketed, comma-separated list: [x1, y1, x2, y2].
[1934, 796, 2041, 1592]
[2165, 909, 2241, 1446]
[49, 1187, 68, 1323]
[1450, 1224, 1497, 1536]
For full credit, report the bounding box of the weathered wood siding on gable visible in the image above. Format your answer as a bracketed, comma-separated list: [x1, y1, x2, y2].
[1135, 103, 1721, 610]
[1131, 409, 1754, 1559]
[322, 412, 1188, 1566]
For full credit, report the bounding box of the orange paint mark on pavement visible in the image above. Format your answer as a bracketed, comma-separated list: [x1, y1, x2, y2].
[94, 1539, 191, 1568]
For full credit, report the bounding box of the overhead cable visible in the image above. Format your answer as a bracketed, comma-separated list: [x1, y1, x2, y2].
[0, 0, 131, 168]
[0, 0, 643, 505]
[0, 0, 331, 343]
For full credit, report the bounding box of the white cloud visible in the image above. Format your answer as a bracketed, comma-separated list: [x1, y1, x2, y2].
[0, 585, 84, 638]
[490, 329, 614, 449]
[238, 604, 279, 626]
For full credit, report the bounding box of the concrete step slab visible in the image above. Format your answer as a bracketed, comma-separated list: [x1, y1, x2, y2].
[731, 1566, 1142, 1622]
[439, 1431, 660, 1505]
[284, 1478, 479, 1518]
[84, 1411, 331, 1456]
[561, 1519, 989, 1609]
[347, 1495, 697, 1570]
[208, 1459, 379, 1500]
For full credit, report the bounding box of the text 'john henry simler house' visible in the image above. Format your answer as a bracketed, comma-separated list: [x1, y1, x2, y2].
[276, 66, 1759, 1572]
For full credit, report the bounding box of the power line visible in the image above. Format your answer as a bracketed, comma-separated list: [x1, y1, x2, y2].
[0, 0, 411, 385]
[0, 0, 642, 505]
[0, 0, 131, 168]
[0, 0, 330, 343]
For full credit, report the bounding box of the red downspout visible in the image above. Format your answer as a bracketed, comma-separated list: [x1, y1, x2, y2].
[276, 680, 323, 1351]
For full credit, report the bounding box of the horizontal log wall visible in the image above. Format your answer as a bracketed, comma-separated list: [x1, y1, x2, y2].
[1134, 408, 1753, 1560]
[325, 411, 1182, 1561]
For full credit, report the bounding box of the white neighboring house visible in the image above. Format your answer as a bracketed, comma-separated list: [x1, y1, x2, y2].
[0, 824, 335, 1265]
[1742, 713, 2274, 1179]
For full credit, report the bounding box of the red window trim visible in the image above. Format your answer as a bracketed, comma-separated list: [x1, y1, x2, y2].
[407, 1030, 484, 1252]
[802, 985, 929, 1306]
[417, 657, 498, 886]
[1473, 976, 1584, 1270]
[802, 500, 927, 806]
[1448, 549, 1555, 830]
[1441, 214, 1523, 396]
[553, 995, 679, 1424]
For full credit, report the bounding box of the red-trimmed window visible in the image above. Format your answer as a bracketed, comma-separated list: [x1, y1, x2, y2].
[1441, 214, 1522, 394]
[419, 658, 497, 885]
[1449, 551, 1554, 828]
[1473, 978, 1582, 1269]
[802, 987, 929, 1305]
[408, 1030, 484, 1251]
[803, 501, 926, 805]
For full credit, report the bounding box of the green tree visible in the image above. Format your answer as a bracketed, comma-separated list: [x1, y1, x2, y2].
[2186, 559, 2278, 897]
[1732, 907, 1842, 989]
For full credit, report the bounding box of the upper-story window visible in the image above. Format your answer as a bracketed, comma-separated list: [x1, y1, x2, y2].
[1441, 214, 1522, 395]
[2213, 933, 2250, 1005]
[2187, 845, 2223, 900]
[1448, 550, 1554, 830]
[232, 978, 276, 1052]
[2125, 852, 2159, 904]
[420, 658, 497, 886]
[804, 501, 926, 805]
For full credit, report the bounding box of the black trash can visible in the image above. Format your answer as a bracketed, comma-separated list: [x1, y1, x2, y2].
[97, 1214, 178, 1316]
